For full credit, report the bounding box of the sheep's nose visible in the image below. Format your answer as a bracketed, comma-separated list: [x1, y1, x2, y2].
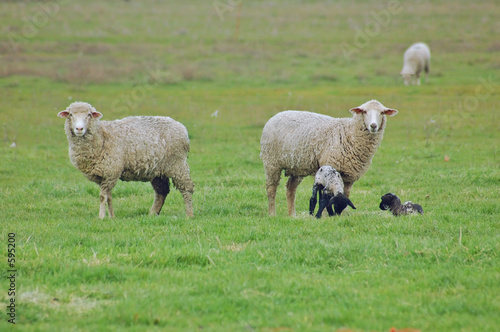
[76, 127, 83, 131]
[370, 123, 377, 129]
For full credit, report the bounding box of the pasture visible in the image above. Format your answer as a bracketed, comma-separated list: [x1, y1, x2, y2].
[0, 0, 499, 331]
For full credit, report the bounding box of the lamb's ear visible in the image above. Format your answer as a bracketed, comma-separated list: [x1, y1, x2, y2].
[91, 110, 103, 119]
[58, 110, 69, 118]
[383, 108, 398, 117]
[347, 199, 356, 210]
[349, 107, 364, 115]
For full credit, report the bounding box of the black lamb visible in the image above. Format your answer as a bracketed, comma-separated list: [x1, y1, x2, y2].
[379, 193, 423, 216]
[309, 166, 356, 218]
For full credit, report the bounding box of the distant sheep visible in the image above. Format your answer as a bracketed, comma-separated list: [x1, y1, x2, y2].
[400, 42, 431, 86]
[260, 99, 398, 216]
[379, 193, 423, 216]
[58, 101, 194, 218]
[309, 166, 356, 218]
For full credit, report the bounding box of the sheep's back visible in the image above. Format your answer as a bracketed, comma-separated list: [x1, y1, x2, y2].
[403, 43, 430, 72]
[102, 116, 190, 181]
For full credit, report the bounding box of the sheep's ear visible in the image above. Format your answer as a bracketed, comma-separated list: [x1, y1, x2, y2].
[383, 109, 398, 117]
[58, 110, 69, 118]
[91, 110, 103, 119]
[349, 107, 364, 115]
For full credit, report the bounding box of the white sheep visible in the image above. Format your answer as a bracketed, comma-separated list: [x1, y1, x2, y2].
[309, 166, 356, 218]
[260, 99, 398, 216]
[400, 42, 431, 86]
[58, 101, 194, 218]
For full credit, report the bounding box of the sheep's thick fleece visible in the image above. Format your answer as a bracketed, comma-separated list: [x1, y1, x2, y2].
[401, 42, 431, 85]
[261, 103, 392, 185]
[66, 116, 190, 183]
[59, 101, 194, 218]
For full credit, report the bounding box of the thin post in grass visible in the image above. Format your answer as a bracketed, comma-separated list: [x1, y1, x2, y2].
[234, 1, 242, 40]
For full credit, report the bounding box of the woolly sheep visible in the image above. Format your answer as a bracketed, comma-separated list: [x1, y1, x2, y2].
[309, 166, 356, 219]
[379, 193, 424, 216]
[260, 99, 398, 216]
[58, 101, 194, 218]
[400, 42, 431, 86]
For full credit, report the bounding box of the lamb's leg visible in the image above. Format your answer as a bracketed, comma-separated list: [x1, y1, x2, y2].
[326, 204, 335, 216]
[286, 175, 303, 217]
[309, 184, 319, 215]
[265, 168, 281, 216]
[172, 163, 194, 218]
[150, 176, 170, 216]
[315, 193, 331, 219]
[343, 182, 353, 198]
[99, 180, 117, 219]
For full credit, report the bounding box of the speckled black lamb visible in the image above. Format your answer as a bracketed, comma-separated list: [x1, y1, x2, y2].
[260, 99, 398, 216]
[58, 101, 194, 218]
[379, 193, 423, 216]
[309, 166, 356, 218]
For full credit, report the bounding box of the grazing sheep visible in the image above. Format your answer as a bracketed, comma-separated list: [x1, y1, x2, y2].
[379, 193, 423, 216]
[400, 42, 431, 86]
[309, 166, 356, 218]
[58, 101, 194, 218]
[260, 99, 398, 216]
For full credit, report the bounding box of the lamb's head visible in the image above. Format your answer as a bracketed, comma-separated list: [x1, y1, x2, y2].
[58, 102, 102, 137]
[379, 193, 400, 210]
[329, 193, 356, 215]
[349, 100, 398, 133]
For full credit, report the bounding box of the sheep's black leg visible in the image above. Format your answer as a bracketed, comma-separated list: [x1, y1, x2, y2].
[150, 176, 170, 215]
[315, 193, 330, 219]
[309, 184, 319, 215]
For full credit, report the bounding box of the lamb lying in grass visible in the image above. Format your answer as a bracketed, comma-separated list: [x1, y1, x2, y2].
[379, 193, 423, 216]
[309, 166, 356, 218]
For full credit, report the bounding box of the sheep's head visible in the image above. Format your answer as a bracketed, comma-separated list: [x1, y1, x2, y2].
[400, 72, 413, 86]
[379, 193, 400, 210]
[349, 100, 398, 133]
[58, 102, 102, 137]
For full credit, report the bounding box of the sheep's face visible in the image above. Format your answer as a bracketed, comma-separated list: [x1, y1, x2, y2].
[349, 100, 398, 133]
[58, 102, 102, 137]
[401, 73, 413, 86]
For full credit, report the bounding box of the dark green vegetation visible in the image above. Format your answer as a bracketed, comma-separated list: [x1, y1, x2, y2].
[0, 0, 498, 331]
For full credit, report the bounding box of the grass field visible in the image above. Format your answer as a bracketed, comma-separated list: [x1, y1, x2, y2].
[1, 0, 499, 331]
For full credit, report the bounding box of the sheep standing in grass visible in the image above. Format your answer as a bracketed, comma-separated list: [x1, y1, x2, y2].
[58, 101, 194, 218]
[309, 166, 356, 218]
[400, 42, 431, 86]
[260, 99, 398, 216]
[379, 193, 423, 216]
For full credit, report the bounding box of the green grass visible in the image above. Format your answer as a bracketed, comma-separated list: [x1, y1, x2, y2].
[0, 0, 499, 331]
